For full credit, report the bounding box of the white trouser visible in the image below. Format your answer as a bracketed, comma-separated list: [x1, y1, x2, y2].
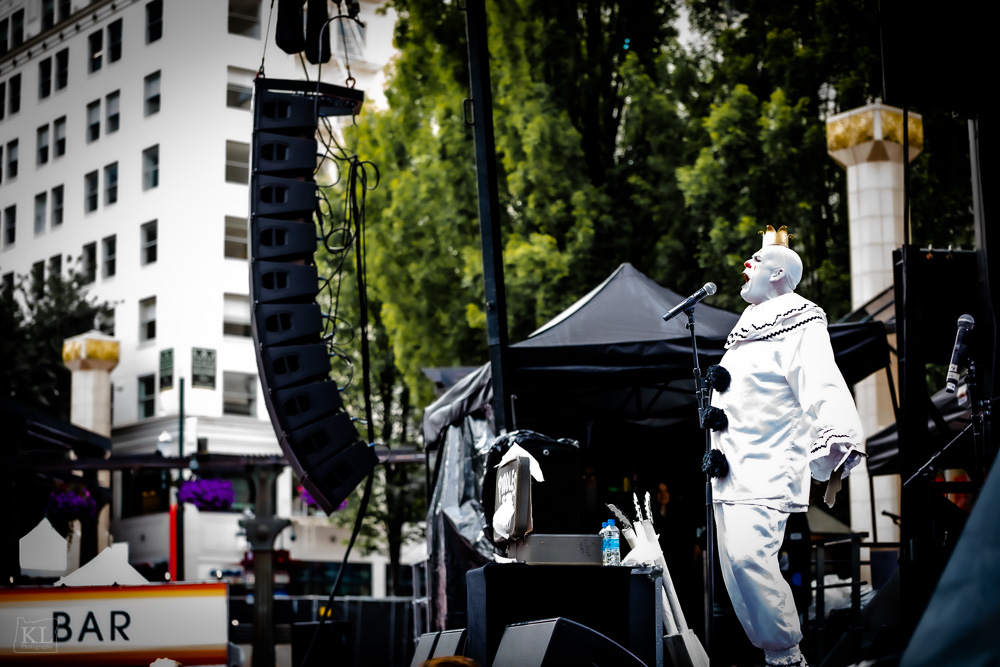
[713, 502, 803, 653]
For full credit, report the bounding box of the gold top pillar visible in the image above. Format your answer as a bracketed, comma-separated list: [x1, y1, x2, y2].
[63, 330, 120, 372]
[827, 103, 923, 168]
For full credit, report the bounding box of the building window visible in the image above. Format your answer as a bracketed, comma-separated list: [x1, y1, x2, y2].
[2, 272, 13, 298]
[108, 19, 123, 63]
[11, 9, 23, 47]
[141, 220, 158, 264]
[6, 139, 17, 179]
[225, 216, 248, 259]
[48, 254, 62, 279]
[56, 49, 69, 90]
[227, 67, 254, 110]
[223, 371, 257, 416]
[51, 185, 64, 226]
[85, 171, 99, 212]
[42, 0, 56, 30]
[0, 146, 3, 183]
[143, 145, 159, 189]
[104, 162, 118, 205]
[138, 375, 155, 418]
[139, 296, 156, 341]
[223, 293, 252, 337]
[34, 192, 47, 234]
[58, 0, 70, 22]
[0, 19, 7, 57]
[229, 0, 261, 38]
[88, 30, 103, 73]
[39, 58, 52, 99]
[106, 91, 120, 133]
[102, 234, 116, 278]
[36, 125, 49, 165]
[146, 0, 163, 44]
[87, 100, 100, 142]
[0, 81, 5, 121]
[9, 74, 20, 115]
[54, 116, 67, 156]
[82, 242, 97, 284]
[99, 309, 114, 336]
[31, 261, 45, 300]
[225, 141, 250, 184]
[144, 71, 160, 115]
[2, 206, 14, 246]
[335, 20, 366, 59]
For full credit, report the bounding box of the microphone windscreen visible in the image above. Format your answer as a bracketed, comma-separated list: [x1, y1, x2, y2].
[704, 282, 717, 296]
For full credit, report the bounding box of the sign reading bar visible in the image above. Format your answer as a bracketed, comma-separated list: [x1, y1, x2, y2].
[191, 348, 216, 389]
[0, 582, 228, 665]
[159, 348, 173, 391]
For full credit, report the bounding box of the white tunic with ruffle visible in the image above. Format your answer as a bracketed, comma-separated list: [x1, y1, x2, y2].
[710, 292, 865, 512]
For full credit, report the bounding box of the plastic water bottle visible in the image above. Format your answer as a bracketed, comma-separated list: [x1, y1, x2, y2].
[599, 521, 609, 565]
[606, 519, 621, 566]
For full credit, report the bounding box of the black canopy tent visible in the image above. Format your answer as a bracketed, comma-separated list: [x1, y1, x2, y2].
[420, 263, 893, 631]
[424, 263, 892, 449]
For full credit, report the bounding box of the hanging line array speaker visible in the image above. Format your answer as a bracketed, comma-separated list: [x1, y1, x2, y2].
[249, 77, 372, 513]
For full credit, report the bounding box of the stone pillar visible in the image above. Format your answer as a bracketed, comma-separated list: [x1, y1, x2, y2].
[62, 330, 120, 437]
[63, 330, 120, 556]
[827, 104, 923, 548]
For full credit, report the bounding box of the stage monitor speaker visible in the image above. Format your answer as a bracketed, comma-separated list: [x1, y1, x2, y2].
[492, 617, 645, 667]
[433, 628, 468, 658]
[409, 632, 439, 667]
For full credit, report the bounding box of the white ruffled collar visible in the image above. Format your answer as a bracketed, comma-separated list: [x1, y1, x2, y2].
[725, 292, 827, 348]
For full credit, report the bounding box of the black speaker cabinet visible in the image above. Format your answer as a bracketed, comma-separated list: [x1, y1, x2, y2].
[493, 617, 645, 667]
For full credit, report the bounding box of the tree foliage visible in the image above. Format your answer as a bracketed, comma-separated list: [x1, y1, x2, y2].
[328, 0, 976, 423]
[0, 264, 115, 421]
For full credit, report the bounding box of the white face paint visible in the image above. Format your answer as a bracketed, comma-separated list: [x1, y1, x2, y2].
[740, 246, 785, 305]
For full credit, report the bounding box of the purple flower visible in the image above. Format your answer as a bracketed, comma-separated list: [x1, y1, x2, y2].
[298, 485, 318, 508]
[178, 478, 235, 511]
[45, 487, 98, 523]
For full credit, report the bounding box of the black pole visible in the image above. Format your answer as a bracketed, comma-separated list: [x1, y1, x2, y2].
[464, 0, 510, 433]
[686, 310, 714, 657]
[176, 378, 185, 582]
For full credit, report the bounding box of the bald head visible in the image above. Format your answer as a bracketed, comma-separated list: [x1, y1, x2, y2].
[741, 244, 803, 304]
[764, 245, 803, 292]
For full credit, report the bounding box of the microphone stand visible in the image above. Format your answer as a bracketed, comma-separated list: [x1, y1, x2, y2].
[904, 359, 993, 488]
[685, 307, 715, 658]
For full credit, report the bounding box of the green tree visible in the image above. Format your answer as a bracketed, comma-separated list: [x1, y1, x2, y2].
[339, 0, 686, 409]
[0, 263, 115, 421]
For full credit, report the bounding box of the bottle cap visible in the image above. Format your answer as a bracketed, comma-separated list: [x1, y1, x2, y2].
[608, 519, 615, 526]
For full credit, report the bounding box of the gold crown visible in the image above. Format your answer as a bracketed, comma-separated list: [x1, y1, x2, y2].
[759, 225, 792, 248]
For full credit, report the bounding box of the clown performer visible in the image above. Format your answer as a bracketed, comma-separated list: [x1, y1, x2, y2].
[703, 225, 866, 667]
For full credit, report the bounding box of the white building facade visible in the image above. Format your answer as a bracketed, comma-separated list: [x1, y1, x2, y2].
[1, 0, 407, 595]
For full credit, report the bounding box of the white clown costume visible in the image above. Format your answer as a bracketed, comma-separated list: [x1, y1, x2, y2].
[707, 228, 865, 667]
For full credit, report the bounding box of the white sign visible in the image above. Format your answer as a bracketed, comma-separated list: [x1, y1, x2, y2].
[1, 583, 228, 665]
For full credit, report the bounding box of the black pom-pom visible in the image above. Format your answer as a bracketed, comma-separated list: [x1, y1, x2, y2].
[702, 449, 729, 478]
[702, 406, 728, 432]
[706, 365, 731, 393]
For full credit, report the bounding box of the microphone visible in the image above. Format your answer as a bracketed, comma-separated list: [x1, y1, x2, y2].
[945, 314, 974, 393]
[662, 283, 717, 323]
